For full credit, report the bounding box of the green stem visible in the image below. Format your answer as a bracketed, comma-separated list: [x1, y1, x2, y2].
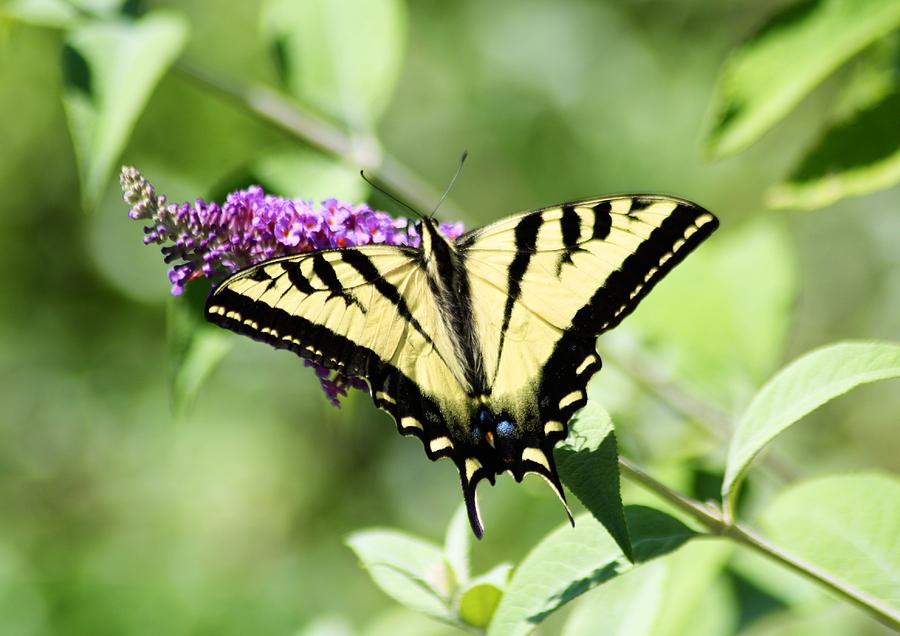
[618, 456, 900, 630]
[177, 61, 897, 632]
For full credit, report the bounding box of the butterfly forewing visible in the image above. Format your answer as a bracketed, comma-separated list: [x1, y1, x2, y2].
[205, 245, 474, 459]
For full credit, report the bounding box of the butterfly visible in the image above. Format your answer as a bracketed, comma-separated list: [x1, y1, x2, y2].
[205, 194, 718, 537]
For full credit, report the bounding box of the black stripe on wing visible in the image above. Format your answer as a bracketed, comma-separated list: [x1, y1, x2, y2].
[572, 201, 719, 335]
[493, 211, 542, 382]
[204, 284, 461, 465]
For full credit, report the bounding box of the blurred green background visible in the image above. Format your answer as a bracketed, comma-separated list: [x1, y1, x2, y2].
[1, 0, 898, 634]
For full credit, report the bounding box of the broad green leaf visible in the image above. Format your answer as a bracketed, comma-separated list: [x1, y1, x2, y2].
[646, 540, 734, 636]
[458, 564, 512, 628]
[444, 505, 471, 587]
[260, 0, 406, 130]
[705, 0, 900, 158]
[766, 89, 900, 210]
[556, 401, 631, 561]
[761, 473, 900, 620]
[723, 341, 900, 515]
[561, 540, 736, 636]
[631, 219, 795, 404]
[345, 529, 454, 623]
[561, 561, 667, 636]
[486, 507, 695, 636]
[252, 150, 366, 203]
[63, 11, 188, 210]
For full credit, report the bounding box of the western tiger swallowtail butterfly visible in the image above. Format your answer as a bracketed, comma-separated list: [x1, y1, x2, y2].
[205, 193, 717, 537]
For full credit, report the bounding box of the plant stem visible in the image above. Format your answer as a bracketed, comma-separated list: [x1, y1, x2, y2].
[177, 61, 897, 632]
[618, 456, 900, 630]
[175, 62, 471, 223]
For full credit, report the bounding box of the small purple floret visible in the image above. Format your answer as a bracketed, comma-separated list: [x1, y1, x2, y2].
[120, 166, 464, 406]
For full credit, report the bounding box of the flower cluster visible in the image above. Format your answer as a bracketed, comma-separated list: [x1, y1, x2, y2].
[121, 166, 464, 405]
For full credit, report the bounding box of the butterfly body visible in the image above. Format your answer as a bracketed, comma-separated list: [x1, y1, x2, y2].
[205, 195, 718, 537]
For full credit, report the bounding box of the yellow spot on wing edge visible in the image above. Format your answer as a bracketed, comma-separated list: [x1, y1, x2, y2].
[575, 356, 596, 375]
[544, 420, 565, 435]
[558, 391, 583, 410]
[375, 391, 396, 405]
[430, 436, 453, 453]
[400, 416, 423, 431]
[522, 447, 550, 470]
[465, 458, 482, 481]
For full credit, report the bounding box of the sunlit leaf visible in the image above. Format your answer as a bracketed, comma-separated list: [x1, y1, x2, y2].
[63, 11, 188, 210]
[705, 0, 900, 157]
[645, 540, 735, 636]
[766, 88, 900, 210]
[722, 341, 900, 515]
[761, 473, 900, 616]
[252, 150, 366, 203]
[561, 561, 666, 636]
[556, 401, 631, 561]
[346, 529, 455, 623]
[458, 564, 512, 628]
[486, 507, 695, 636]
[260, 0, 406, 130]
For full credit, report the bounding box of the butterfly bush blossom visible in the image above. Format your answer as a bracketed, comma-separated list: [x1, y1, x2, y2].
[120, 166, 464, 406]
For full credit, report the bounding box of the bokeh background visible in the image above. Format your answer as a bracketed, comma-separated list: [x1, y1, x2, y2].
[1, 0, 898, 634]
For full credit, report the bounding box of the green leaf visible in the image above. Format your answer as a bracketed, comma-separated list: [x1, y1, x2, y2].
[766, 88, 900, 210]
[252, 150, 366, 203]
[486, 507, 695, 636]
[443, 505, 471, 588]
[561, 542, 737, 636]
[345, 529, 454, 623]
[644, 540, 734, 636]
[556, 402, 632, 561]
[260, 0, 406, 130]
[722, 341, 900, 515]
[761, 473, 900, 618]
[63, 11, 188, 210]
[458, 564, 512, 629]
[705, 0, 900, 158]
[630, 219, 795, 403]
[561, 561, 667, 636]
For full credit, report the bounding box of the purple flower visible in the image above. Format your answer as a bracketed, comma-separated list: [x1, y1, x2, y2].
[121, 166, 464, 406]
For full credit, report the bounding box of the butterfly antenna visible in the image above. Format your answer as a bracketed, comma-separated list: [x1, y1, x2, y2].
[360, 170, 425, 220]
[431, 150, 468, 219]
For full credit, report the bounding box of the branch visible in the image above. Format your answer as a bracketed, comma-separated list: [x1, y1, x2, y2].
[175, 62, 471, 223]
[618, 456, 900, 630]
